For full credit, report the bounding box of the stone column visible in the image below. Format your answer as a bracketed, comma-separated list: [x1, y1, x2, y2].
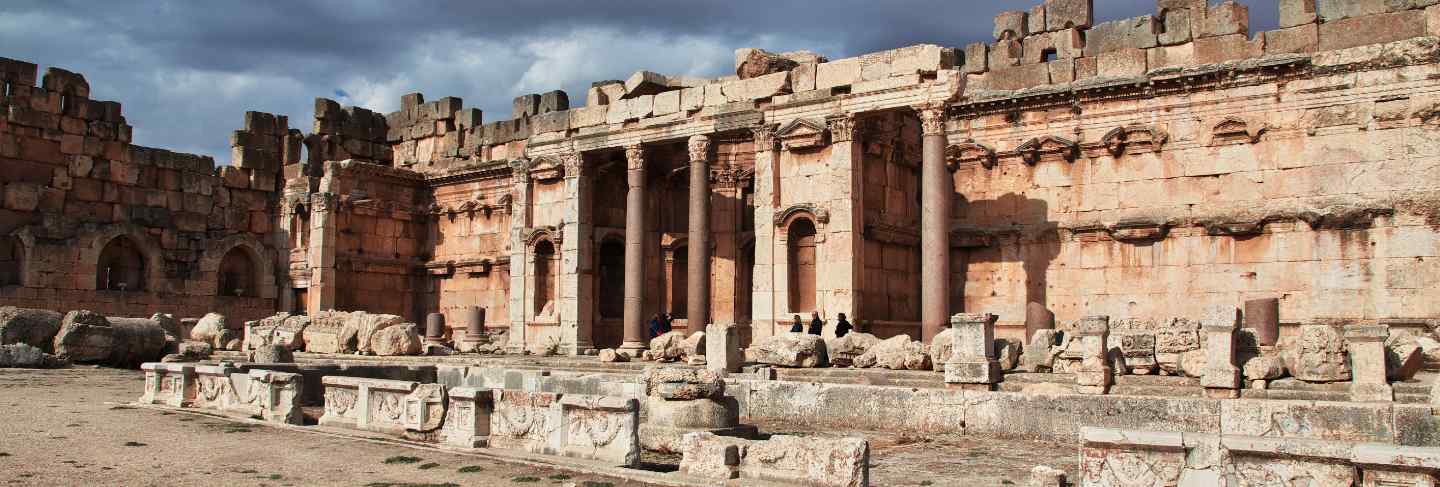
[506, 160, 534, 353]
[706, 322, 741, 373]
[620, 144, 648, 355]
[1200, 305, 1241, 399]
[1344, 324, 1394, 402]
[1244, 298, 1279, 347]
[560, 152, 595, 355]
[687, 135, 712, 330]
[306, 192, 337, 316]
[1074, 316, 1112, 395]
[824, 115, 865, 329]
[425, 312, 446, 346]
[916, 104, 951, 344]
[460, 306, 487, 350]
[750, 127, 779, 341]
[944, 313, 1001, 390]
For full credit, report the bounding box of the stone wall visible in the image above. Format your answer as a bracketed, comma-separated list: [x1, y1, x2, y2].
[0, 58, 281, 323]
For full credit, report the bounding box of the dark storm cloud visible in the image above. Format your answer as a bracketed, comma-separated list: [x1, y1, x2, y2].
[0, 0, 1278, 160]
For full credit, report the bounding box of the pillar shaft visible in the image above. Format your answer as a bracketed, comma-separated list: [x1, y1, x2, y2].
[620, 145, 648, 352]
[918, 105, 951, 344]
[687, 135, 712, 329]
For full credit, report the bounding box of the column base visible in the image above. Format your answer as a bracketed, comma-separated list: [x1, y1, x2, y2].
[1351, 383, 1394, 402]
[943, 360, 1002, 385]
[1203, 387, 1241, 399]
[618, 342, 647, 358]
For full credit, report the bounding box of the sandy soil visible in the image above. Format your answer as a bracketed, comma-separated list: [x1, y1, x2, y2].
[0, 368, 657, 487]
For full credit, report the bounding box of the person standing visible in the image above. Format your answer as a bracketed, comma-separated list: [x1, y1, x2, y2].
[648, 313, 664, 339]
[790, 314, 804, 333]
[808, 311, 823, 336]
[834, 312, 853, 338]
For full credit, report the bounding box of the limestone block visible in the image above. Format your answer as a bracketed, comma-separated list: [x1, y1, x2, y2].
[1029, 4, 1048, 34]
[679, 86, 705, 112]
[995, 10, 1029, 41]
[1074, 316, 1112, 394]
[371, 323, 422, 356]
[1029, 465, 1066, 487]
[1200, 1, 1249, 38]
[648, 331, 687, 362]
[139, 362, 196, 407]
[678, 432, 744, 480]
[746, 332, 828, 368]
[680, 331, 706, 358]
[1023, 29, 1084, 64]
[1157, 318, 1201, 375]
[741, 435, 869, 487]
[489, 389, 565, 456]
[929, 329, 958, 365]
[1159, 8, 1192, 45]
[652, 90, 680, 116]
[1021, 329, 1062, 372]
[1264, 23, 1319, 55]
[1345, 324, 1393, 402]
[989, 39, 1024, 68]
[1386, 331, 1425, 381]
[558, 394, 640, 466]
[643, 366, 725, 400]
[1316, 0, 1390, 22]
[1318, 10, 1427, 52]
[964, 43, 988, 74]
[1118, 332, 1157, 374]
[944, 313, 1000, 385]
[0, 306, 62, 353]
[969, 63, 1050, 91]
[243, 313, 289, 351]
[597, 348, 628, 362]
[107, 317, 167, 367]
[403, 383, 447, 434]
[1200, 306, 1242, 393]
[568, 105, 606, 129]
[816, 60, 863, 90]
[530, 111, 568, 135]
[1083, 15, 1158, 57]
[442, 386, 493, 448]
[996, 338, 1021, 371]
[1179, 349, 1208, 378]
[1045, 0, 1094, 31]
[190, 312, 227, 347]
[319, 376, 419, 436]
[1285, 325, 1351, 382]
[175, 341, 212, 361]
[1280, 0, 1318, 28]
[339, 311, 404, 354]
[244, 369, 304, 425]
[734, 48, 798, 80]
[248, 344, 294, 363]
[705, 323, 742, 373]
[53, 310, 113, 363]
[1242, 355, 1286, 380]
[854, 334, 931, 371]
[303, 310, 352, 354]
[3, 182, 39, 211]
[0, 343, 66, 368]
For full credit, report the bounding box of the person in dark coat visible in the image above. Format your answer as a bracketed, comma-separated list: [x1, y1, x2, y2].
[648, 314, 664, 339]
[808, 311, 824, 336]
[834, 313, 853, 338]
[790, 314, 804, 333]
[662, 313, 674, 334]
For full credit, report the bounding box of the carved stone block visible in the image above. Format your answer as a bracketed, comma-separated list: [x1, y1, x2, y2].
[558, 394, 640, 467]
[139, 362, 196, 407]
[441, 386, 493, 448]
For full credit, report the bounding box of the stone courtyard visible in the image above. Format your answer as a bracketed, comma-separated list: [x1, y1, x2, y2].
[4, 0, 1440, 485]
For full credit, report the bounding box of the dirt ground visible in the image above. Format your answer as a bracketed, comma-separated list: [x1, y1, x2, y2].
[0, 367, 1077, 487]
[0, 368, 656, 487]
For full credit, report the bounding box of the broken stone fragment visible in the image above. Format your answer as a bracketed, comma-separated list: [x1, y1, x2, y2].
[1241, 355, 1286, 380]
[1284, 324, 1351, 383]
[649, 331, 688, 363]
[853, 334, 930, 371]
[643, 366, 725, 400]
[371, 323, 422, 356]
[52, 310, 113, 363]
[1385, 331, 1424, 381]
[249, 344, 295, 363]
[0, 306, 62, 353]
[597, 348, 628, 362]
[746, 332, 828, 368]
[190, 312, 228, 347]
[827, 332, 880, 367]
[0, 343, 68, 369]
[734, 48, 798, 80]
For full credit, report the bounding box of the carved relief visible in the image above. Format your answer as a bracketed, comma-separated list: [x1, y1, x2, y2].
[565, 408, 625, 448]
[1080, 447, 1184, 487]
[559, 152, 582, 174]
[1014, 135, 1078, 165]
[510, 158, 533, 180]
[528, 156, 565, 182]
[325, 387, 357, 416]
[945, 142, 998, 169]
[775, 118, 828, 150]
[773, 203, 830, 228]
[826, 115, 860, 143]
[1101, 125, 1168, 156]
[688, 134, 711, 162]
[751, 125, 778, 153]
[493, 391, 558, 441]
[1209, 116, 1266, 146]
[625, 144, 646, 171]
[371, 391, 405, 423]
[913, 104, 948, 137]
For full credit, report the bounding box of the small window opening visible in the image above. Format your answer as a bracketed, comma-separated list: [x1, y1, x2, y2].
[1042, 49, 1058, 63]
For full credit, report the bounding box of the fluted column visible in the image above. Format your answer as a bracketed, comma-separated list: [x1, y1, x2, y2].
[917, 104, 951, 344]
[619, 144, 648, 353]
[687, 134, 712, 329]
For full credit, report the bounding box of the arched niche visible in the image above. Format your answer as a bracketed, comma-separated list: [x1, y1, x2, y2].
[96, 235, 147, 291]
[786, 218, 818, 314]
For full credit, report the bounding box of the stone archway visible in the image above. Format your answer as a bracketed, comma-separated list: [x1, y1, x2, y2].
[532, 239, 557, 318]
[218, 246, 258, 297]
[787, 218, 817, 313]
[96, 235, 147, 291]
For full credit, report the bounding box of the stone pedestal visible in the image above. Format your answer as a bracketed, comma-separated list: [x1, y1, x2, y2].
[1200, 305, 1241, 399]
[1243, 298, 1279, 347]
[943, 313, 1001, 390]
[1074, 316, 1112, 395]
[459, 306, 488, 351]
[1344, 324, 1394, 402]
[706, 323, 742, 373]
[639, 367, 755, 453]
[424, 312, 446, 346]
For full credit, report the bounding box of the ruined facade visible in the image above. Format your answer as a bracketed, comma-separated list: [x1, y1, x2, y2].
[3, 0, 1439, 353]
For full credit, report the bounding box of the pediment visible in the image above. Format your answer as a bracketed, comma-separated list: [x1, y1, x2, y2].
[1015, 135, 1078, 165]
[945, 142, 997, 169]
[775, 118, 828, 150]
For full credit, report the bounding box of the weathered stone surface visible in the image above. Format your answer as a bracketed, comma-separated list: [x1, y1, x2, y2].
[339, 312, 404, 354]
[248, 344, 294, 363]
[706, 323, 742, 373]
[680, 331, 706, 358]
[995, 10, 1029, 41]
[303, 310, 351, 354]
[827, 332, 880, 367]
[0, 306, 62, 353]
[929, 328, 957, 365]
[175, 340, 212, 360]
[747, 332, 828, 368]
[648, 330, 687, 362]
[1265, 23, 1320, 55]
[190, 312, 227, 348]
[1021, 329, 1062, 372]
[0, 343, 67, 368]
[721, 71, 790, 102]
[1156, 318, 1202, 375]
[854, 334, 931, 371]
[1285, 325, 1351, 383]
[1159, 8, 1193, 45]
[735, 48, 798, 80]
[1083, 15, 1157, 57]
[1386, 331, 1425, 381]
[597, 348, 628, 362]
[996, 338, 1021, 371]
[107, 316, 168, 366]
[1318, 10, 1427, 52]
[441, 386, 493, 448]
[643, 366, 725, 400]
[680, 432, 869, 487]
[371, 323, 422, 356]
[1241, 355, 1286, 380]
[1200, 1, 1249, 38]
[1029, 465, 1066, 487]
[1045, 0, 1094, 31]
[1279, 0, 1318, 28]
[53, 310, 113, 363]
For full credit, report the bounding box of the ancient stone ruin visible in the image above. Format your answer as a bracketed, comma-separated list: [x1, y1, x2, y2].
[4, 0, 1440, 485]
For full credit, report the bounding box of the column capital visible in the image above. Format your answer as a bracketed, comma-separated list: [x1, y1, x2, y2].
[912, 103, 949, 137]
[687, 134, 711, 163]
[826, 115, 860, 143]
[509, 158, 532, 181]
[624, 144, 646, 171]
[751, 125, 778, 153]
[559, 151, 584, 176]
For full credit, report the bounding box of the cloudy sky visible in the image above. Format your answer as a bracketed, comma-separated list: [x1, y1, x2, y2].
[1, 1, 1277, 161]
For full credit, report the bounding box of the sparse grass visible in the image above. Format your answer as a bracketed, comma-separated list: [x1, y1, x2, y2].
[580, 482, 614, 487]
[178, 417, 196, 422]
[457, 465, 485, 473]
[122, 441, 146, 447]
[383, 456, 422, 465]
[268, 474, 283, 480]
[0, 452, 10, 457]
[417, 463, 441, 470]
[364, 483, 460, 487]
[237, 469, 259, 474]
[920, 482, 934, 486]
[547, 474, 571, 481]
[511, 477, 540, 483]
